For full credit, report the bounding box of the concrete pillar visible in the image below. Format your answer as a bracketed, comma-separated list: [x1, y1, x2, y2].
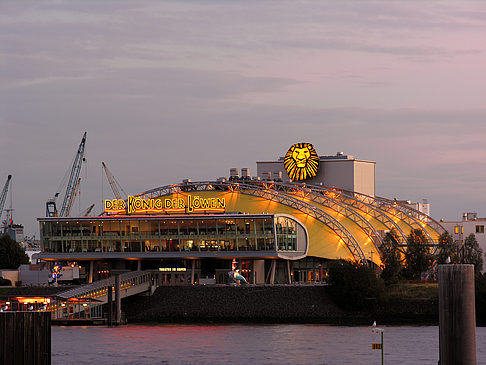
[287, 260, 292, 284]
[252, 261, 256, 285]
[89, 261, 94, 283]
[439, 264, 476, 365]
[114, 274, 121, 325]
[107, 286, 112, 327]
[254, 260, 265, 284]
[191, 260, 195, 285]
[270, 260, 276, 285]
[137, 259, 142, 271]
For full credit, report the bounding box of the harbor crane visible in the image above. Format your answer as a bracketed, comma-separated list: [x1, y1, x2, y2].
[46, 132, 87, 217]
[0, 175, 12, 222]
[81, 204, 95, 216]
[102, 162, 127, 199]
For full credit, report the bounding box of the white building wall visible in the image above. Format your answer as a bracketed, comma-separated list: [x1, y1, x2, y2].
[441, 216, 486, 262]
[354, 161, 375, 197]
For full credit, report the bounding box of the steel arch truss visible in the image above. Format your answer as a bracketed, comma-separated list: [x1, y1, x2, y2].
[137, 181, 368, 263]
[135, 179, 443, 263]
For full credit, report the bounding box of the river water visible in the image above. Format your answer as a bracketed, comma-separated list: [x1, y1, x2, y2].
[52, 324, 486, 364]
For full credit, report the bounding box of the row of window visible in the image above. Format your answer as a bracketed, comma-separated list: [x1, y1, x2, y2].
[454, 225, 484, 234]
[41, 217, 276, 238]
[42, 237, 280, 253]
[40, 216, 301, 254]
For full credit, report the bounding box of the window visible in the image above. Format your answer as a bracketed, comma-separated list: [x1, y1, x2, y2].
[476, 225, 485, 234]
[454, 226, 459, 234]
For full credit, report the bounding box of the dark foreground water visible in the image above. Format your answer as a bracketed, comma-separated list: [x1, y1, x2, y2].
[52, 324, 486, 364]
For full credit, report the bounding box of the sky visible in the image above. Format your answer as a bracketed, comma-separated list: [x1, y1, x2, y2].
[1, 1, 486, 237]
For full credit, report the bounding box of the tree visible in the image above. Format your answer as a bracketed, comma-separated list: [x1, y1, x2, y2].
[436, 231, 459, 265]
[404, 229, 433, 280]
[0, 234, 29, 269]
[0, 277, 11, 286]
[327, 259, 384, 310]
[461, 233, 483, 273]
[380, 229, 402, 284]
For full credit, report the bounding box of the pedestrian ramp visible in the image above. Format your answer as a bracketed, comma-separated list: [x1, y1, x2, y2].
[56, 270, 157, 305]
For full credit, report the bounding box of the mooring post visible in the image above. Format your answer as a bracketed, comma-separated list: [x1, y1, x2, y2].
[0, 312, 51, 365]
[438, 264, 476, 365]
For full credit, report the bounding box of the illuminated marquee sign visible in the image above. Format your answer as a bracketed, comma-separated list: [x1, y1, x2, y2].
[104, 195, 226, 215]
[284, 143, 319, 181]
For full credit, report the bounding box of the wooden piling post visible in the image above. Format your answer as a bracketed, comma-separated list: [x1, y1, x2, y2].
[0, 312, 51, 365]
[439, 264, 476, 365]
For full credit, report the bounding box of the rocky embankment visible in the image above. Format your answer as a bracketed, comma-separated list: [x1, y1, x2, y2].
[123, 285, 438, 325]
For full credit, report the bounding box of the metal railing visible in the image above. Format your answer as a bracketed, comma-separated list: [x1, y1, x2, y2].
[57, 270, 155, 301]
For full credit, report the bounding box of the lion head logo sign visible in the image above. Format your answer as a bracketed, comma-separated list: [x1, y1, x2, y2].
[284, 143, 319, 181]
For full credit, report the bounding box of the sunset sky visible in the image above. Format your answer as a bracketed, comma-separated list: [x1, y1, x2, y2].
[1, 1, 486, 236]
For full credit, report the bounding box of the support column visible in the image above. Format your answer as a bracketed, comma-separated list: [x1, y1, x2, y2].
[252, 260, 256, 285]
[137, 259, 141, 271]
[191, 260, 195, 285]
[270, 260, 276, 285]
[107, 286, 112, 327]
[89, 261, 94, 284]
[287, 260, 292, 284]
[114, 274, 121, 325]
[439, 264, 476, 365]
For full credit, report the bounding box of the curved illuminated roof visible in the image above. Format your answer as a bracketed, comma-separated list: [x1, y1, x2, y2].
[136, 180, 445, 266]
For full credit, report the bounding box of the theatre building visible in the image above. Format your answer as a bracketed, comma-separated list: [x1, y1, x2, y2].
[35, 143, 445, 285]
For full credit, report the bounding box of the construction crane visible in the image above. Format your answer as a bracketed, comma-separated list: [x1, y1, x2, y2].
[64, 177, 81, 218]
[46, 132, 87, 217]
[102, 161, 126, 199]
[81, 204, 95, 217]
[0, 175, 12, 222]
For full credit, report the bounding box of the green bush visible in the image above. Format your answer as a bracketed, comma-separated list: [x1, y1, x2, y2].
[327, 259, 384, 311]
[0, 277, 12, 286]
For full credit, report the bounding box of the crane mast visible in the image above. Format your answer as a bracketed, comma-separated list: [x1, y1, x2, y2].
[46, 132, 87, 217]
[82, 204, 95, 216]
[60, 132, 87, 217]
[0, 175, 12, 221]
[64, 177, 81, 217]
[102, 161, 125, 199]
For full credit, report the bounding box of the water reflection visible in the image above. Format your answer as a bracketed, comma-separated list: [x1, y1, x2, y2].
[52, 324, 486, 364]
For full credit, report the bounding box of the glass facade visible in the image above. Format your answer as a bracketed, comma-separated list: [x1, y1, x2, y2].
[275, 216, 297, 251]
[40, 215, 281, 254]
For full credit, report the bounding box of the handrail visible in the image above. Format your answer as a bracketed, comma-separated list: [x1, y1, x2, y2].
[57, 270, 155, 300]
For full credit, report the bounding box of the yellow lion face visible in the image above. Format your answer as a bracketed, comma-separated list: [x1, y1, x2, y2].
[284, 143, 319, 181]
[292, 147, 311, 168]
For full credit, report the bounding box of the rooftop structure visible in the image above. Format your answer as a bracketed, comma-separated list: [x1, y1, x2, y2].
[257, 150, 376, 196]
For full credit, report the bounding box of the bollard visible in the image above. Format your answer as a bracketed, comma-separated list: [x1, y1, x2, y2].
[438, 264, 476, 365]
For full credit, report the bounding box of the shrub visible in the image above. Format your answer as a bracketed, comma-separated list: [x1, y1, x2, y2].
[0, 277, 12, 286]
[327, 259, 384, 311]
